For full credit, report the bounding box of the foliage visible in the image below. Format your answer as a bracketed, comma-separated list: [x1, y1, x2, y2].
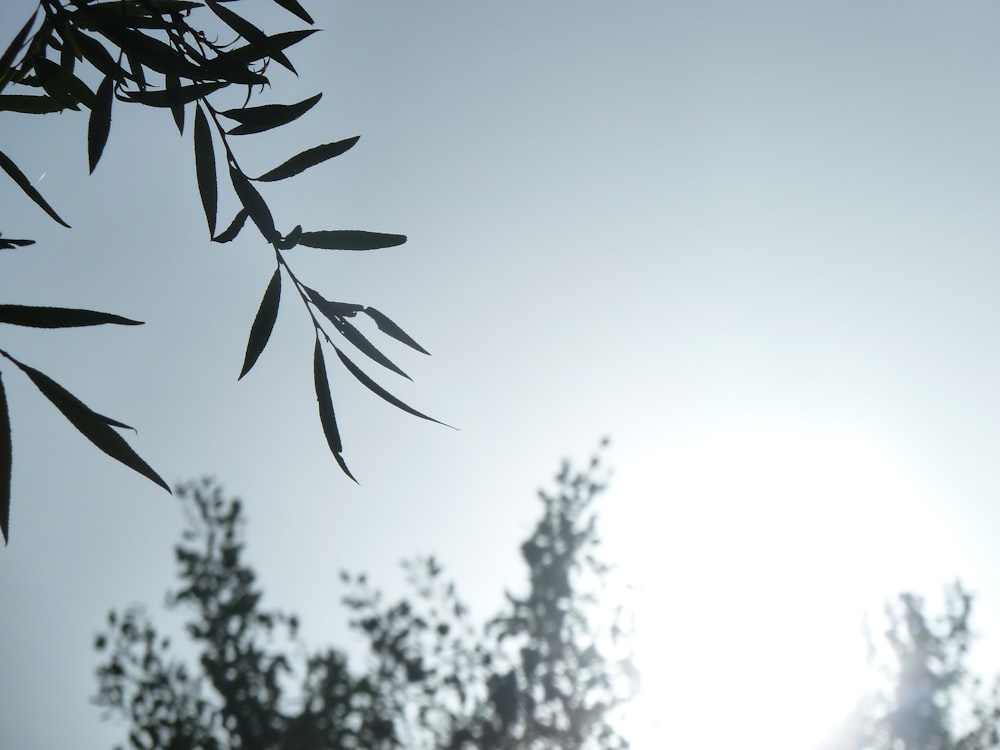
[821, 583, 1000, 750]
[0, 0, 439, 544]
[92, 449, 636, 749]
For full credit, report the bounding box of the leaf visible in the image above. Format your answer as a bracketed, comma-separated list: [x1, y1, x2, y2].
[220, 93, 321, 136]
[363, 307, 430, 355]
[213, 208, 248, 243]
[314, 340, 356, 482]
[0, 372, 10, 544]
[297, 230, 406, 251]
[228, 164, 278, 242]
[88, 75, 114, 173]
[74, 31, 131, 83]
[0, 10, 38, 92]
[334, 346, 448, 427]
[0, 237, 34, 250]
[239, 270, 280, 380]
[211, 29, 315, 71]
[194, 104, 217, 236]
[7, 355, 169, 492]
[0, 95, 66, 114]
[255, 137, 360, 182]
[334, 318, 411, 380]
[0, 305, 142, 328]
[95, 27, 204, 79]
[304, 287, 363, 319]
[271, 0, 314, 24]
[165, 72, 184, 134]
[123, 81, 226, 107]
[0, 149, 70, 227]
[205, 0, 297, 73]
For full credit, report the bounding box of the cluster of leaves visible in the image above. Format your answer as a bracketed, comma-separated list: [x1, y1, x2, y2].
[821, 583, 1000, 750]
[92, 448, 636, 749]
[0, 0, 439, 544]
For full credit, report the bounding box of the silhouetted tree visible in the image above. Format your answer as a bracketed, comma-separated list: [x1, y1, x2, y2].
[0, 0, 438, 543]
[822, 583, 1000, 750]
[92, 448, 636, 749]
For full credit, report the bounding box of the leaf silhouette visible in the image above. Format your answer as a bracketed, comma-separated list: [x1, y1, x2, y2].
[297, 230, 406, 251]
[363, 307, 430, 355]
[7, 356, 169, 492]
[0, 373, 9, 545]
[123, 81, 226, 107]
[314, 340, 356, 482]
[0, 95, 65, 114]
[271, 0, 314, 24]
[205, 0, 297, 73]
[88, 75, 114, 173]
[255, 137, 360, 182]
[165, 72, 184, 134]
[194, 104, 217, 236]
[228, 164, 278, 242]
[0, 149, 70, 227]
[333, 318, 410, 380]
[334, 347, 448, 427]
[304, 287, 363, 319]
[0, 9, 37, 91]
[239, 269, 281, 380]
[221, 93, 321, 136]
[0, 305, 142, 328]
[213, 209, 249, 243]
[0, 237, 34, 250]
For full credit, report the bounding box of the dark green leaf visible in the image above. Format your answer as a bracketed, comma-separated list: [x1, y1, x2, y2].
[271, 0, 314, 24]
[297, 230, 406, 251]
[228, 164, 278, 242]
[0, 149, 70, 227]
[334, 347, 448, 427]
[363, 307, 430, 355]
[314, 340, 356, 482]
[88, 75, 114, 173]
[194, 104, 217, 236]
[0, 95, 66, 113]
[123, 81, 226, 107]
[8, 355, 169, 492]
[0, 372, 10, 545]
[334, 318, 410, 380]
[0, 10, 38, 92]
[213, 209, 248, 243]
[221, 93, 321, 136]
[0, 305, 142, 328]
[255, 137, 360, 182]
[205, 0, 297, 73]
[165, 72, 184, 133]
[239, 269, 280, 380]
[304, 287, 363, 319]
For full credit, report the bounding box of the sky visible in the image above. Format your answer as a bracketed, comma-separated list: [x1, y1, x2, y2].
[3, 1, 1000, 748]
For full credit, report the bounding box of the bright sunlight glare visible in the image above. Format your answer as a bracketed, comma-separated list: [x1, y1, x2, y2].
[600, 429, 966, 750]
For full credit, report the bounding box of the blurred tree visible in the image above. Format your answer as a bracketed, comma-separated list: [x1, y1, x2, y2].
[0, 0, 439, 544]
[92, 447, 637, 749]
[821, 583, 1000, 750]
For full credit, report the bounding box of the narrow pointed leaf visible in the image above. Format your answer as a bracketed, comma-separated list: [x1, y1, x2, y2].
[0, 10, 38, 91]
[165, 72, 184, 134]
[0, 149, 70, 227]
[229, 165, 278, 242]
[304, 287, 363, 318]
[314, 340, 357, 482]
[194, 104, 217, 236]
[221, 93, 321, 136]
[9, 356, 169, 492]
[205, 0, 297, 73]
[88, 75, 114, 173]
[255, 137, 360, 182]
[0, 372, 10, 544]
[271, 0, 314, 24]
[211, 29, 315, 71]
[363, 307, 430, 355]
[334, 318, 410, 380]
[0, 238, 35, 249]
[0, 95, 66, 113]
[239, 269, 281, 379]
[334, 346, 449, 427]
[213, 208, 248, 243]
[123, 81, 226, 107]
[297, 230, 406, 251]
[0, 305, 142, 328]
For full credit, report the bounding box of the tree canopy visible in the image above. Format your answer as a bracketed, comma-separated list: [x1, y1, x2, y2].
[0, 0, 440, 545]
[91, 448, 636, 749]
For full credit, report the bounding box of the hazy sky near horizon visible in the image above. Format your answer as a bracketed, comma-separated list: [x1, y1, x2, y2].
[4, 1, 1000, 748]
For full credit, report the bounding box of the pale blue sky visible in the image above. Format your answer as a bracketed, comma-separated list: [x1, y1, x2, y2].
[3, 1, 1000, 748]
